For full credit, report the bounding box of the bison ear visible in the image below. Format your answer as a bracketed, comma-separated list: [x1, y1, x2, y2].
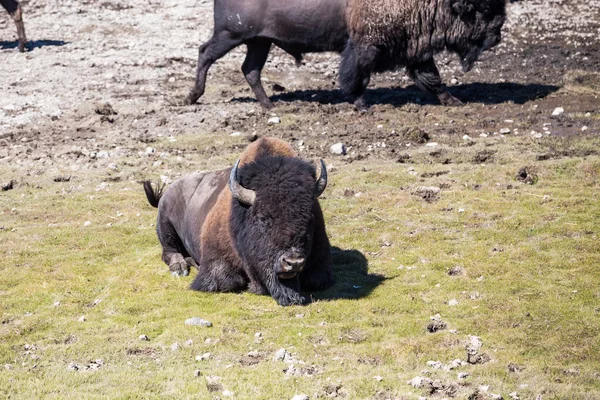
[450, 0, 474, 15]
[229, 159, 256, 206]
[314, 159, 327, 198]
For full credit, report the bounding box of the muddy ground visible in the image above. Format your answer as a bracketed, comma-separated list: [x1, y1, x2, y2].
[0, 0, 599, 176]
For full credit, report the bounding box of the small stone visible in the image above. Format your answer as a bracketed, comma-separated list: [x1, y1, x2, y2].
[230, 131, 243, 137]
[139, 335, 149, 341]
[145, 147, 155, 155]
[273, 348, 290, 361]
[426, 360, 443, 369]
[330, 143, 346, 155]
[222, 390, 234, 397]
[448, 299, 459, 306]
[373, 375, 383, 381]
[67, 362, 79, 371]
[425, 142, 439, 147]
[194, 369, 202, 377]
[582, 126, 588, 132]
[5, 364, 12, 370]
[499, 128, 511, 134]
[53, 301, 61, 307]
[267, 116, 281, 125]
[458, 372, 469, 379]
[552, 107, 564, 116]
[463, 135, 472, 140]
[247, 350, 260, 358]
[509, 392, 520, 400]
[408, 376, 432, 388]
[83, 221, 91, 227]
[171, 342, 180, 351]
[78, 316, 86, 322]
[196, 353, 211, 361]
[185, 339, 193, 346]
[451, 78, 459, 85]
[185, 317, 212, 327]
[291, 395, 310, 400]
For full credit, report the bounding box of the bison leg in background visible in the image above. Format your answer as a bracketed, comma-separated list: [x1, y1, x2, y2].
[406, 59, 463, 106]
[156, 216, 192, 277]
[242, 39, 274, 109]
[1, 0, 27, 52]
[339, 41, 379, 111]
[300, 204, 334, 291]
[185, 31, 244, 105]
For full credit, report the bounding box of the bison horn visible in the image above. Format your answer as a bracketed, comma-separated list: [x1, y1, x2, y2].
[315, 159, 328, 197]
[229, 159, 256, 206]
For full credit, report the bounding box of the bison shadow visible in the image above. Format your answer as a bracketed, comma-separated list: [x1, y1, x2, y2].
[233, 82, 559, 107]
[0, 39, 68, 51]
[308, 246, 386, 302]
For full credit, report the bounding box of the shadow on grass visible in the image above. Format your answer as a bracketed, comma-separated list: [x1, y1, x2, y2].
[232, 82, 560, 108]
[0, 39, 68, 51]
[309, 246, 386, 301]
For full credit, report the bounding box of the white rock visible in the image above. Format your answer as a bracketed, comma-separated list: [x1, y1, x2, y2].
[582, 126, 588, 132]
[139, 335, 149, 341]
[458, 372, 469, 379]
[463, 135, 472, 140]
[171, 342, 180, 351]
[425, 142, 439, 147]
[196, 353, 211, 361]
[500, 128, 511, 134]
[451, 78, 459, 85]
[185, 317, 212, 327]
[479, 133, 488, 138]
[509, 392, 520, 400]
[230, 131, 243, 137]
[222, 390, 234, 397]
[291, 395, 309, 400]
[330, 143, 346, 155]
[78, 316, 86, 322]
[83, 221, 91, 227]
[267, 116, 281, 125]
[145, 147, 155, 154]
[552, 107, 564, 116]
[448, 299, 459, 306]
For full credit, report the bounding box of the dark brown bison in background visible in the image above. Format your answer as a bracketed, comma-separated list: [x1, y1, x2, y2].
[1, 0, 26, 52]
[185, 0, 506, 110]
[143, 138, 334, 306]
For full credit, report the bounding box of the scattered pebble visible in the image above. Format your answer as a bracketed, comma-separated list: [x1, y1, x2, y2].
[425, 142, 439, 147]
[196, 353, 211, 361]
[330, 143, 346, 155]
[171, 342, 180, 351]
[185, 317, 212, 327]
[230, 131, 242, 137]
[499, 128, 511, 134]
[291, 395, 309, 400]
[582, 126, 588, 132]
[463, 134, 472, 140]
[267, 116, 281, 125]
[78, 316, 86, 322]
[139, 335, 149, 341]
[194, 369, 202, 377]
[448, 299, 459, 306]
[552, 107, 564, 116]
[83, 221, 91, 227]
[458, 372, 469, 379]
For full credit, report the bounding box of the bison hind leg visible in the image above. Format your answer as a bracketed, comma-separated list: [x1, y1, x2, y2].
[190, 260, 248, 293]
[339, 41, 378, 111]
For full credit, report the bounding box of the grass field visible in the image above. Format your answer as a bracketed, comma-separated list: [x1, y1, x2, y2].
[2, 134, 599, 399]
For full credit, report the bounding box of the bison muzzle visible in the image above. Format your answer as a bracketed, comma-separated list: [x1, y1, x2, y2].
[143, 137, 334, 306]
[185, 0, 507, 111]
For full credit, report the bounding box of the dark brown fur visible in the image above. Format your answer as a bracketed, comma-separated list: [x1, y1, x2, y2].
[1, 0, 26, 52]
[185, 0, 506, 110]
[143, 137, 334, 306]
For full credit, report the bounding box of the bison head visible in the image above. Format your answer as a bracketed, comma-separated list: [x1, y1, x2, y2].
[229, 156, 327, 306]
[445, 0, 507, 72]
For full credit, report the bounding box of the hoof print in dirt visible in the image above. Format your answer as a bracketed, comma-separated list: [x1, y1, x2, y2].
[516, 166, 538, 185]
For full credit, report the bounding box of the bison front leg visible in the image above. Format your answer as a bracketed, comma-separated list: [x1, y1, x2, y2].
[2, 0, 26, 52]
[301, 205, 334, 291]
[268, 274, 306, 307]
[242, 39, 274, 109]
[339, 41, 377, 112]
[406, 59, 463, 106]
[185, 31, 243, 105]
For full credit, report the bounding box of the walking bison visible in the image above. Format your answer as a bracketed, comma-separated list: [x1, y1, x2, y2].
[185, 0, 507, 110]
[143, 138, 334, 306]
[1, 0, 26, 52]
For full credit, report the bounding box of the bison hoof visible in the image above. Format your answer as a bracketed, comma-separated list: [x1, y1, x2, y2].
[183, 93, 199, 106]
[438, 92, 464, 107]
[259, 100, 274, 110]
[276, 294, 307, 307]
[169, 260, 190, 277]
[353, 98, 369, 113]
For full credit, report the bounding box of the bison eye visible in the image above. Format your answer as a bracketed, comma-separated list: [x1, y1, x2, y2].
[257, 215, 271, 228]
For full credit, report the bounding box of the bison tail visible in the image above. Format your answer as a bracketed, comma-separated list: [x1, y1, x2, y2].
[143, 180, 165, 208]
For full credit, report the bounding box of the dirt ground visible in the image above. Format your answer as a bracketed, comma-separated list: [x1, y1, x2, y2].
[1, 0, 599, 177]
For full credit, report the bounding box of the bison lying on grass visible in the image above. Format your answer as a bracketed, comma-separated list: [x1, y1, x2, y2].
[1, 0, 26, 52]
[185, 0, 506, 110]
[143, 138, 334, 306]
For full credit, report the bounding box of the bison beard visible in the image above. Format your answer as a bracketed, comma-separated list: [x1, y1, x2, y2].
[185, 0, 506, 110]
[144, 138, 334, 306]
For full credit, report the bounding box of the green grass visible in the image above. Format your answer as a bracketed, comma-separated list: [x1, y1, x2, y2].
[1, 136, 600, 399]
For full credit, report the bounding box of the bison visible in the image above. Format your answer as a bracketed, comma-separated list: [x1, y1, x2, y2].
[143, 137, 334, 306]
[185, 0, 507, 111]
[1, 0, 26, 52]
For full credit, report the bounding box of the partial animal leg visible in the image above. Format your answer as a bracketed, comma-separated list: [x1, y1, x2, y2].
[185, 31, 244, 105]
[339, 41, 378, 111]
[300, 204, 334, 291]
[1, 0, 26, 52]
[242, 39, 273, 109]
[406, 59, 463, 106]
[190, 260, 248, 293]
[156, 214, 191, 276]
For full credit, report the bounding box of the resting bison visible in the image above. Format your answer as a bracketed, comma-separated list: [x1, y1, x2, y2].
[185, 0, 506, 110]
[143, 138, 334, 306]
[1, 0, 26, 52]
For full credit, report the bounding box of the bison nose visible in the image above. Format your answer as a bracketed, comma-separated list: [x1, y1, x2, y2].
[281, 255, 306, 272]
